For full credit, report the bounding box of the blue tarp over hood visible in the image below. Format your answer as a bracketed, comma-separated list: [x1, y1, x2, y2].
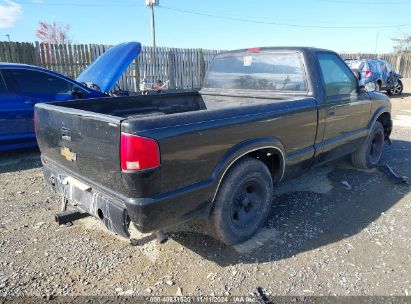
[76, 42, 141, 93]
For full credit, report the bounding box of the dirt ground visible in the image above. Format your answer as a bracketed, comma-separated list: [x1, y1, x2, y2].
[1, 82, 411, 300]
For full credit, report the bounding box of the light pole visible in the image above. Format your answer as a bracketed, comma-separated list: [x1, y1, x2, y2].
[375, 32, 379, 55]
[145, 0, 159, 47]
[5, 34, 11, 43]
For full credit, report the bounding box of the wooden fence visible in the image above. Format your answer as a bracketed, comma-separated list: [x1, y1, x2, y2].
[1, 41, 410, 92]
[0, 41, 220, 91]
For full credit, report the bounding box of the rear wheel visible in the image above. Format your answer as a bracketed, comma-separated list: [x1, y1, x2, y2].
[209, 157, 273, 245]
[351, 121, 385, 169]
[389, 80, 403, 95]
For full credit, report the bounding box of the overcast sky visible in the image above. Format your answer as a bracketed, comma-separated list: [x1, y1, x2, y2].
[1, 0, 411, 53]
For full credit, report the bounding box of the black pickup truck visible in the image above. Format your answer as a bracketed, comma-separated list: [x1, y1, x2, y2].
[35, 47, 392, 245]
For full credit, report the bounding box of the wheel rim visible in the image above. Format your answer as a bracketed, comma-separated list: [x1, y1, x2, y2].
[369, 130, 384, 165]
[392, 83, 402, 94]
[230, 178, 265, 229]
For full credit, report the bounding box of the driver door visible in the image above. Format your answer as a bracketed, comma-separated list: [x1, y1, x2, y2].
[317, 53, 371, 161]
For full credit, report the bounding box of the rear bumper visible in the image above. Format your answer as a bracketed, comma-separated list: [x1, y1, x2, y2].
[44, 165, 131, 238]
[42, 159, 214, 238]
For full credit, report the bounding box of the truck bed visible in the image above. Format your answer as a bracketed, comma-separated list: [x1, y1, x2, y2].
[54, 92, 206, 118]
[48, 90, 299, 119]
[36, 90, 317, 197]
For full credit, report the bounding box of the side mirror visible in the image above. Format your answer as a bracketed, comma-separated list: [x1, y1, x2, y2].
[72, 85, 84, 98]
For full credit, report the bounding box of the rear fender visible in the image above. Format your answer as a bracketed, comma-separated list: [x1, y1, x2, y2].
[211, 137, 286, 202]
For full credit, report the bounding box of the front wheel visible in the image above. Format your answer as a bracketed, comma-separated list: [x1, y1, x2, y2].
[209, 157, 273, 245]
[351, 121, 385, 169]
[389, 80, 403, 95]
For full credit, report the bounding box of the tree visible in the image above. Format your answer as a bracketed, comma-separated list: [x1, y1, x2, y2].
[36, 21, 71, 45]
[392, 34, 411, 53]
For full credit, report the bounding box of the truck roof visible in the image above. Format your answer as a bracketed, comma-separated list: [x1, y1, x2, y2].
[219, 46, 334, 55]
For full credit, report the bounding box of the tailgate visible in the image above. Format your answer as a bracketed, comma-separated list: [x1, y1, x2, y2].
[35, 103, 125, 193]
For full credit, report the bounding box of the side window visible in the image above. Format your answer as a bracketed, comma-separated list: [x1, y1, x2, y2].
[2, 69, 73, 95]
[0, 73, 7, 93]
[318, 53, 357, 97]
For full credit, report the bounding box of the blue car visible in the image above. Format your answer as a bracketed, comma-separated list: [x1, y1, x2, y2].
[0, 42, 141, 152]
[345, 58, 403, 95]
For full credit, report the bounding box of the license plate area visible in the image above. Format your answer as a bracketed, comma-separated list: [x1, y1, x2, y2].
[63, 176, 94, 213]
[71, 186, 92, 210]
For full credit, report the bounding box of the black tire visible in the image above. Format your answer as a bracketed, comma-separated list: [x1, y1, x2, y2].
[351, 121, 385, 169]
[209, 157, 273, 245]
[389, 80, 403, 95]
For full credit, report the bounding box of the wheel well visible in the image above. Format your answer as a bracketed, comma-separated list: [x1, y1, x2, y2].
[211, 147, 284, 203]
[377, 112, 392, 138]
[244, 148, 284, 183]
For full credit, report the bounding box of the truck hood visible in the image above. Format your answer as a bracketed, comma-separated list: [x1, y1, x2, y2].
[76, 42, 141, 92]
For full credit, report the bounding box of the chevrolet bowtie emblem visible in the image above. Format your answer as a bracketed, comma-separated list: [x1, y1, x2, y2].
[61, 147, 77, 162]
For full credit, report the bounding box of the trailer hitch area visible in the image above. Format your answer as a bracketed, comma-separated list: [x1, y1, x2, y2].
[55, 209, 90, 226]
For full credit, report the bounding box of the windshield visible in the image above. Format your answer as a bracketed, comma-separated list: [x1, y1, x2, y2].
[346, 60, 365, 71]
[203, 52, 307, 92]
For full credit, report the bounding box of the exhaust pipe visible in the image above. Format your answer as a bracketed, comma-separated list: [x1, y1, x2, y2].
[55, 210, 90, 225]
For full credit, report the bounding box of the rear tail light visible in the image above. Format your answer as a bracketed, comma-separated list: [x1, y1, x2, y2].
[120, 132, 160, 171]
[365, 70, 372, 78]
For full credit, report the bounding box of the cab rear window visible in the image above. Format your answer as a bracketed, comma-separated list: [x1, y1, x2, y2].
[204, 52, 307, 92]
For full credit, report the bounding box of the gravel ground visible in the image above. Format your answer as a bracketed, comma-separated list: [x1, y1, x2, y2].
[1, 81, 411, 300]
